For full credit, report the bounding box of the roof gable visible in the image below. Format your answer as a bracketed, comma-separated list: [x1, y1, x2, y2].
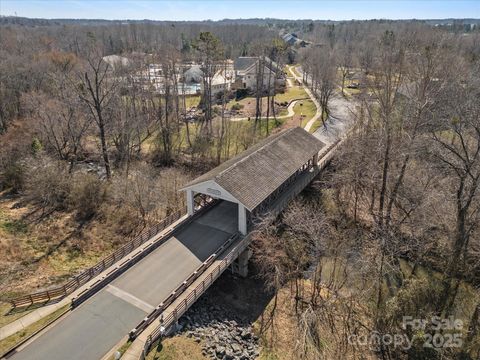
[234, 57, 258, 72]
[236, 56, 282, 77]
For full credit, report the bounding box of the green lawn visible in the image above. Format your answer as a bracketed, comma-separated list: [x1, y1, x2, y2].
[145, 114, 285, 161]
[274, 86, 308, 103]
[310, 118, 325, 133]
[292, 100, 317, 128]
[242, 116, 286, 135]
[0, 296, 68, 329]
[226, 82, 309, 114]
[291, 65, 301, 78]
[185, 95, 201, 108]
[341, 79, 362, 97]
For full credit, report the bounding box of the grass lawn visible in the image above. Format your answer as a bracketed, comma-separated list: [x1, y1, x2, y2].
[248, 117, 286, 135]
[310, 118, 325, 133]
[106, 340, 133, 360]
[291, 65, 301, 78]
[307, 110, 327, 134]
[146, 114, 285, 161]
[341, 79, 362, 97]
[145, 336, 205, 360]
[228, 117, 286, 142]
[145, 78, 312, 163]
[274, 86, 308, 103]
[0, 302, 39, 329]
[226, 82, 309, 116]
[292, 100, 316, 128]
[185, 95, 201, 108]
[0, 305, 69, 356]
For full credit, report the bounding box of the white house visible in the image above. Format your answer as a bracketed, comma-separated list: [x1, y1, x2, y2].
[233, 56, 284, 91]
[102, 55, 131, 70]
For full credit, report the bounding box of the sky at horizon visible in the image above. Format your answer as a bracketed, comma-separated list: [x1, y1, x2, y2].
[1, 0, 479, 21]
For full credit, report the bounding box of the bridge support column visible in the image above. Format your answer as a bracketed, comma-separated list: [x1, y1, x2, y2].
[238, 204, 247, 235]
[231, 248, 251, 277]
[187, 190, 195, 216]
[313, 153, 319, 166]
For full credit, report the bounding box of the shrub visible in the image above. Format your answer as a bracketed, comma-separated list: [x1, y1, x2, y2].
[24, 156, 70, 211]
[104, 204, 143, 237]
[31, 137, 43, 155]
[235, 88, 249, 100]
[0, 161, 25, 193]
[231, 103, 244, 111]
[69, 173, 107, 221]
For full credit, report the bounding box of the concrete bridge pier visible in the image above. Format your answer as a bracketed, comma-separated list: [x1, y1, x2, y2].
[231, 247, 252, 277]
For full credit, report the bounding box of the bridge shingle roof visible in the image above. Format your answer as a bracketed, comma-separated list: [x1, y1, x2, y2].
[181, 127, 325, 211]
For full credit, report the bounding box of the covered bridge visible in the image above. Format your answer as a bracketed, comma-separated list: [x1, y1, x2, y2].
[181, 127, 325, 235]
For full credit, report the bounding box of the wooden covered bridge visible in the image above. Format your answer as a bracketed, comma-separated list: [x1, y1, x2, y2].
[182, 127, 325, 235]
[5, 127, 335, 360]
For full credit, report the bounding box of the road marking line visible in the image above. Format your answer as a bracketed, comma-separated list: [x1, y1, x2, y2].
[105, 285, 155, 313]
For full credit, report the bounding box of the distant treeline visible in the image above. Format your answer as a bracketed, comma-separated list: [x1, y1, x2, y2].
[1, 15, 479, 28]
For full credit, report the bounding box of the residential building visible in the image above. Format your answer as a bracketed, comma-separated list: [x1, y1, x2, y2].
[102, 54, 131, 70]
[233, 56, 284, 92]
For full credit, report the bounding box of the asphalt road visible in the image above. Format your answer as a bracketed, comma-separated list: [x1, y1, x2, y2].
[312, 94, 353, 145]
[291, 65, 353, 144]
[10, 201, 238, 360]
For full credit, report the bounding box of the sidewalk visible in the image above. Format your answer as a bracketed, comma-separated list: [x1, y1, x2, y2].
[229, 98, 298, 122]
[291, 65, 354, 135]
[0, 215, 187, 342]
[286, 65, 322, 132]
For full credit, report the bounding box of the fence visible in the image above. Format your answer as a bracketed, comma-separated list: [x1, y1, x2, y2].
[136, 131, 348, 358]
[141, 233, 252, 358]
[139, 139, 345, 350]
[8, 207, 187, 308]
[129, 231, 240, 340]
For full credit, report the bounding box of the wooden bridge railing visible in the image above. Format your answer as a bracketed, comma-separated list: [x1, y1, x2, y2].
[7, 207, 188, 309]
[134, 139, 346, 358]
[140, 232, 252, 358]
[138, 139, 344, 356]
[128, 231, 240, 340]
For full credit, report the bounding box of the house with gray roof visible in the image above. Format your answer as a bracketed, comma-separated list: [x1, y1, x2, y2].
[233, 56, 284, 92]
[183, 65, 204, 84]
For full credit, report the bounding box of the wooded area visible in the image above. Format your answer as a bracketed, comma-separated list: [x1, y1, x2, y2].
[0, 17, 479, 360]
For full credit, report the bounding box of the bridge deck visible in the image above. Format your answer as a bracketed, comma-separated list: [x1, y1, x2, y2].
[10, 201, 238, 360]
[123, 165, 326, 359]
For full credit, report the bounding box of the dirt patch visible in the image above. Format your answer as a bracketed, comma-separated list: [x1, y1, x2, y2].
[229, 97, 287, 119]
